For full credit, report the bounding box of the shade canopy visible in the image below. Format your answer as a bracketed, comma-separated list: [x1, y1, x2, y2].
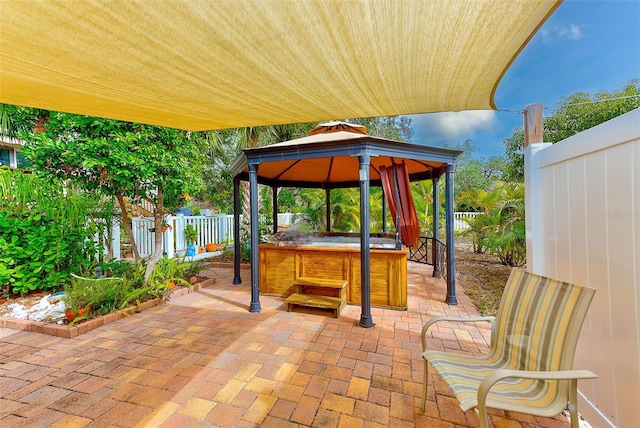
[231, 129, 461, 189]
[0, 1, 559, 131]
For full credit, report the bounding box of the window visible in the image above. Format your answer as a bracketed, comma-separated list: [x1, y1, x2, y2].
[0, 148, 11, 167]
[15, 150, 30, 168]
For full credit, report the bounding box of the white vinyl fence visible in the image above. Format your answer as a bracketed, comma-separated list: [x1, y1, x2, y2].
[132, 214, 233, 258]
[454, 211, 479, 231]
[130, 212, 305, 258]
[525, 108, 640, 428]
[101, 211, 472, 259]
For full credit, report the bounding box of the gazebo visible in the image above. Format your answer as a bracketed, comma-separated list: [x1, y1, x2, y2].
[231, 123, 460, 327]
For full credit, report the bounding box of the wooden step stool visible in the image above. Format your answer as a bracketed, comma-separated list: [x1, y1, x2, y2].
[285, 277, 347, 317]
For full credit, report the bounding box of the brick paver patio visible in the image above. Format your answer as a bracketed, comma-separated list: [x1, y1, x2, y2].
[0, 263, 575, 427]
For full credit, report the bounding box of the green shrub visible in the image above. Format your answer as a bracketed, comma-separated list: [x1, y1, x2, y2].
[0, 169, 102, 295]
[183, 259, 207, 279]
[148, 257, 190, 288]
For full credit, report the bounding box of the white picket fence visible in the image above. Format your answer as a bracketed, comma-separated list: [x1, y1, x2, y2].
[130, 214, 231, 258]
[454, 211, 479, 231]
[130, 212, 305, 258]
[108, 211, 473, 259]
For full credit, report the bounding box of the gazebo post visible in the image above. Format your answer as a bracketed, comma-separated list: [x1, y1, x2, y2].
[233, 177, 242, 285]
[432, 176, 441, 278]
[325, 188, 331, 232]
[272, 186, 278, 234]
[249, 163, 261, 312]
[359, 155, 375, 328]
[444, 164, 457, 305]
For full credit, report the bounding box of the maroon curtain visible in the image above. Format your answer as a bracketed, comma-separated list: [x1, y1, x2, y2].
[380, 162, 419, 248]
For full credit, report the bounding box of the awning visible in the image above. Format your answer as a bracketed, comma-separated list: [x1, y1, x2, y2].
[0, 1, 560, 131]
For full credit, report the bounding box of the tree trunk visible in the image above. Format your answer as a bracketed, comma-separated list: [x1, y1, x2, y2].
[241, 181, 251, 243]
[241, 181, 263, 243]
[144, 185, 165, 284]
[116, 194, 140, 258]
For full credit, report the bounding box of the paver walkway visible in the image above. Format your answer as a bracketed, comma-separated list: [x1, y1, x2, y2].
[0, 263, 575, 427]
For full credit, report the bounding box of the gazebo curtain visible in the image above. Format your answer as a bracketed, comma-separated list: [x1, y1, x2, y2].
[380, 162, 420, 248]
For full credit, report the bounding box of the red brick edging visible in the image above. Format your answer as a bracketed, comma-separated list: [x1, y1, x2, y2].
[0, 278, 217, 339]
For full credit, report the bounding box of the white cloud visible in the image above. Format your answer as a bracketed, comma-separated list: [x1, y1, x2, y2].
[564, 24, 582, 40]
[409, 110, 497, 145]
[542, 23, 582, 44]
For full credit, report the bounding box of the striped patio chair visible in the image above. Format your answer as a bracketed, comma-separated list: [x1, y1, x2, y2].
[420, 268, 596, 428]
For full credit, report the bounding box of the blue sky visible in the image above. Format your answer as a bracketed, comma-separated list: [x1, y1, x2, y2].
[409, 0, 640, 159]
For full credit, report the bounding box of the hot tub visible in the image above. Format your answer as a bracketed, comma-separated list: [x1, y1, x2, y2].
[259, 232, 408, 310]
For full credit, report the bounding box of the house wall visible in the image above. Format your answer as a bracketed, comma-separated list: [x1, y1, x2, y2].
[525, 108, 640, 427]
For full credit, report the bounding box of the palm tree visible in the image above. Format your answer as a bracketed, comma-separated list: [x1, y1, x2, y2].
[411, 181, 435, 235]
[485, 182, 526, 266]
[0, 104, 16, 138]
[457, 186, 502, 254]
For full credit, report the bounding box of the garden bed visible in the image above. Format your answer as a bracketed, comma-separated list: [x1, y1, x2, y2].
[0, 278, 216, 338]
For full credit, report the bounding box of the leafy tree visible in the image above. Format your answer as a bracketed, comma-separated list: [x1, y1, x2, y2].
[197, 129, 236, 213]
[0, 168, 102, 294]
[443, 140, 508, 205]
[503, 80, 640, 181]
[277, 188, 298, 213]
[502, 129, 526, 181]
[20, 111, 206, 281]
[347, 116, 414, 141]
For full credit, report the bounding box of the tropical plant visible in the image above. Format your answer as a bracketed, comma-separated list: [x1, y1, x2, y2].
[456, 181, 525, 265]
[184, 224, 198, 244]
[18, 109, 207, 282]
[147, 258, 191, 289]
[298, 188, 360, 232]
[183, 259, 207, 279]
[0, 168, 102, 295]
[484, 183, 526, 266]
[456, 187, 501, 254]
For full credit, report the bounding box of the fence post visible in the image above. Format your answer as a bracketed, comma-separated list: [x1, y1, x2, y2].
[218, 213, 227, 244]
[112, 220, 121, 259]
[523, 104, 551, 275]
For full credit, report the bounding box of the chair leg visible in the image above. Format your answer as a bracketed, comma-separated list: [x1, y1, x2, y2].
[568, 379, 579, 428]
[421, 359, 428, 412]
[477, 404, 490, 428]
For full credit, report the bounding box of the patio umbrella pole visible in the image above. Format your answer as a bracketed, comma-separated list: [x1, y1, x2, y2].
[359, 155, 374, 328]
[249, 163, 261, 312]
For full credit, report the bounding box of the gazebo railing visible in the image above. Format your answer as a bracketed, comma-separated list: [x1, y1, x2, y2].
[408, 236, 447, 279]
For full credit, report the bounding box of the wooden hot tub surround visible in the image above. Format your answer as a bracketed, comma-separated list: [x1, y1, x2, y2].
[259, 243, 408, 310]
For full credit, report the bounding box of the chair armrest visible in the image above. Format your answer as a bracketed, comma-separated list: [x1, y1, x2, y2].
[478, 369, 597, 408]
[421, 315, 496, 351]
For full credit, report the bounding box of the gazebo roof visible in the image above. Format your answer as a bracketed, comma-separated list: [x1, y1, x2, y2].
[231, 125, 461, 189]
